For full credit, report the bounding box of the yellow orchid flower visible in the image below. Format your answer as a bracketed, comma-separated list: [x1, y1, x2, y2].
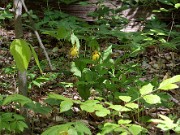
[92, 50, 100, 61]
[69, 46, 78, 57]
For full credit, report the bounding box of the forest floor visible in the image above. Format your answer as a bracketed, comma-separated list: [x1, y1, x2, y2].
[0, 27, 180, 135]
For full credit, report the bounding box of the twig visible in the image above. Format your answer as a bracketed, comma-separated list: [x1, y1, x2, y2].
[167, 12, 175, 42]
[170, 96, 180, 105]
[20, 0, 54, 70]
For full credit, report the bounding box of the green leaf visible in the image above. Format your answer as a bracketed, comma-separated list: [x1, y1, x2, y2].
[48, 93, 71, 101]
[16, 121, 28, 132]
[1, 113, 15, 122]
[57, 26, 69, 40]
[0, 95, 3, 106]
[109, 105, 123, 111]
[79, 1, 90, 6]
[158, 114, 174, 124]
[10, 39, 31, 71]
[109, 105, 131, 112]
[70, 62, 81, 77]
[128, 124, 143, 135]
[160, 83, 178, 90]
[13, 113, 26, 121]
[95, 108, 110, 117]
[158, 0, 173, 6]
[71, 33, 80, 50]
[74, 121, 92, 135]
[94, 104, 104, 110]
[36, 76, 50, 82]
[59, 82, 74, 88]
[41, 124, 72, 135]
[10, 121, 18, 131]
[68, 128, 78, 135]
[149, 119, 164, 123]
[119, 96, 131, 102]
[60, 100, 73, 113]
[1, 113, 25, 122]
[0, 16, 5, 19]
[29, 45, 42, 73]
[80, 100, 99, 113]
[42, 30, 57, 39]
[32, 80, 41, 87]
[83, 68, 94, 81]
[88, 38, 99, 50]
[151, 115, 178, 132]
[120, 132, 128, 135]
[165, 75, 180, 83]
[33, 76, 49, 86]
[139, 83, 154, 95]
[25, 102, 52, 114]
[156, 123, 174, 131]
[125, 103, 138, 109]
[158, 75, 180, 90]
[175, 3, 180, 9]
[143, 94, 161, 104]
[160, 8, 168, 12]
[174, 125, 180, 133]
[3, 94, 32, 106]
[77, 84, 91, 100]
[101, 45, 112, 62]
[118, 119, 132, 125]
[101, 123, 119, 134]
[2, 113, 27, 133]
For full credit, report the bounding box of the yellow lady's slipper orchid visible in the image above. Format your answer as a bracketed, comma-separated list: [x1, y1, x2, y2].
[92, 50, 100, 61]
[69, 46, 78, 57]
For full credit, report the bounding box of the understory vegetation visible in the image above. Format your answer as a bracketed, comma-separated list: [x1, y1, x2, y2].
[0, 0, 180, 135]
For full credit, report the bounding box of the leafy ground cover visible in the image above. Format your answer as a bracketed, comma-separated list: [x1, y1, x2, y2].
[0, 0, 180, 135]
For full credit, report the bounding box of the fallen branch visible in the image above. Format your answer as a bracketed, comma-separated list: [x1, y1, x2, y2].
[20, 0, 54, 70]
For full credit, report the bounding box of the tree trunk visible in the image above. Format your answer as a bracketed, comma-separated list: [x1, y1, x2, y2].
[14, 0, 27, 96]
[14, 0, 30, 134]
